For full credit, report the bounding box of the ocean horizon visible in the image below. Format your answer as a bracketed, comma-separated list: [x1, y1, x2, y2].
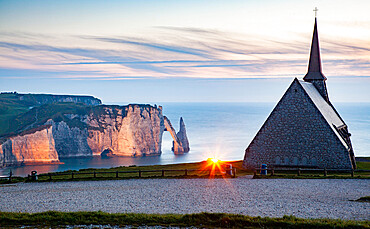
[1, 102, 369, 176]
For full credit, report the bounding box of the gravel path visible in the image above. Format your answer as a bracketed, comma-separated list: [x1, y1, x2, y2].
[0, 178, 369, 220]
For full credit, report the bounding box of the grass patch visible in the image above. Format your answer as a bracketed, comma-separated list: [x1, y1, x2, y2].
[7, 102, 93, 134]
[0, 211, 368, 228]
[357, 161, 370, 170]
[250, 159, 370, 179]
[29, 160, 241, 182]
[1, 160, 369, 184]
[0, 93, 32, 135]
[0, 160, 242, 184]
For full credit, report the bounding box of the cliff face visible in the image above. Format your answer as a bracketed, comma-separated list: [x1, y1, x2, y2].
[17, 93, 101, 106]
[48, 120, 92, 157]
[43, 105, 164, 158]
[0, 103, 189, 167]
[0, 125, 59, 166]
[82, 104, 164, 157]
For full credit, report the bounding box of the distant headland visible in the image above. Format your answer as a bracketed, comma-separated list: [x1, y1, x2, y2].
[0, 92, 189, 168]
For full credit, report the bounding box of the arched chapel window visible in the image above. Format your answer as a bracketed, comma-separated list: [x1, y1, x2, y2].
[275, 156, 281, 165]
[293, 157, 299, 165]
[302, 157, 308, 165]
[284, 157, 289, 165]
[312, 157, 317, 166]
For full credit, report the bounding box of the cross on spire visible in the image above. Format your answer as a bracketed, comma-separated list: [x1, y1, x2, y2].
[313, 7, 318, 17]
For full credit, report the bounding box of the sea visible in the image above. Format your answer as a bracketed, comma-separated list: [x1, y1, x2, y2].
[1, 102, 369, 177]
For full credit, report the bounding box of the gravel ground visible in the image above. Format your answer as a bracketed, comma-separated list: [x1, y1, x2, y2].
[0, 178, 369, 220]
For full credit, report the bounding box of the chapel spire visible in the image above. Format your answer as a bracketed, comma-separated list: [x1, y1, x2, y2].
[303, 14, 329, 102]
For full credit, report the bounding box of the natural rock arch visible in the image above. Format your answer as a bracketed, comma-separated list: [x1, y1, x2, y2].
[163, 116, 190, 154]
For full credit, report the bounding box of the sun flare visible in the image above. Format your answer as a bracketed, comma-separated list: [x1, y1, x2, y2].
[210, 158, 219, 163]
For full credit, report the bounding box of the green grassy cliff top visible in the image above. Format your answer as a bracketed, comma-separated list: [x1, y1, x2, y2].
[0, 93, 158, 139]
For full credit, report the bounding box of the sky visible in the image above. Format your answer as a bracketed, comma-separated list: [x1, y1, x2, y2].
[0, 0, 369, 103]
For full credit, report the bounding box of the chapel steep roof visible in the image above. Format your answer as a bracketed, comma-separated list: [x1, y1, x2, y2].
[303, 17, 327, 81]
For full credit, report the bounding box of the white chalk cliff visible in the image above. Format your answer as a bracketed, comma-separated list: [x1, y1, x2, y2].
[0, 104, 189, 167]
[0, 125, 59, 167]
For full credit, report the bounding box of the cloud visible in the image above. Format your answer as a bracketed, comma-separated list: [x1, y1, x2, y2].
[91, 37, 213, 59]
[0, 41, 122, 60]
[323, 40, 370, 53]
[0, 27, 369, 80]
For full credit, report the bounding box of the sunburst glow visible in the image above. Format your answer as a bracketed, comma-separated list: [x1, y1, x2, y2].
[202, 157, 227, 178]
[210, 158, 219, 163]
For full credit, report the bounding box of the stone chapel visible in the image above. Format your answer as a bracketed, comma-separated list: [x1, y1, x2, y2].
[242, 17, 356, 170]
